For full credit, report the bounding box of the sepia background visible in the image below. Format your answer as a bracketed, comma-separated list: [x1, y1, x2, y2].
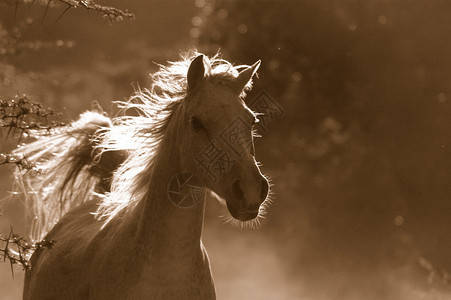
[1, 0, 451, 299]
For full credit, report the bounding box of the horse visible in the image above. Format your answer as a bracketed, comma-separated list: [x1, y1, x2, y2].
[13, 52, 271, 299]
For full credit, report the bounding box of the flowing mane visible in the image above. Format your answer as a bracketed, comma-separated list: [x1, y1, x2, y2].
[13, 111, 115, 241]
[94, 51, 254, 224]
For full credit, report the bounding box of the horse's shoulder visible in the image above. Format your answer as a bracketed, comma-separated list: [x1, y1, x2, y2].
[24, 200, 101, 299]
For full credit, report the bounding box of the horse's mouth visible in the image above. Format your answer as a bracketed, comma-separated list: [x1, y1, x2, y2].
[226, 202, 259, 221]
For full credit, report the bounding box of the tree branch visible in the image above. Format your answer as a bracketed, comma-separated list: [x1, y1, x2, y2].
[0, 226, 55, 273]
[1, 0, 135, 23]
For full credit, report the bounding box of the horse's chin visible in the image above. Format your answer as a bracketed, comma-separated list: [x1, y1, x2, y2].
[232, 211, 259, 221]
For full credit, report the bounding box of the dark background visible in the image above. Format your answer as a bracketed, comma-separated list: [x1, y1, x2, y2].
[1, 0, 451, 299]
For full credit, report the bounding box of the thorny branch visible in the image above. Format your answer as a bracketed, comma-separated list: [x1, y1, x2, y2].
[1, 0, 135, 23]
[0, 94, 63, 139]
[0, 226, 54, 275]
[0, 95, 60, 273]
[59, 0, 135, 22]
[0, 94, 64, 170]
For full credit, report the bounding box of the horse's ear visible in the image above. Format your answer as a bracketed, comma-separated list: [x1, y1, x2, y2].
[187, 55, 206, 91]
[233, 60, 261, 93]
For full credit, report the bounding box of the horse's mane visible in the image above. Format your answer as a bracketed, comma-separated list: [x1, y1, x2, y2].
[12, 111, 121, 241]
[12, 50, 254, 239]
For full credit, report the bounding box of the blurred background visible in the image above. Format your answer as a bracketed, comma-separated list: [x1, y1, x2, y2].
[1, 0, 451, 299]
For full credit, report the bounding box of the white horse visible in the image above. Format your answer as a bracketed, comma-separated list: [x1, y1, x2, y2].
[14, 52, 270, 299]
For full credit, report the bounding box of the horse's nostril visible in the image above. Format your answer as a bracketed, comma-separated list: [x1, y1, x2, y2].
[260, 179, 269, 201]
[232, 180, 244, 200]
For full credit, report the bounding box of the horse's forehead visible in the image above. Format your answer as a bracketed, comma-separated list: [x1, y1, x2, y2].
[191, 83, 244, 113]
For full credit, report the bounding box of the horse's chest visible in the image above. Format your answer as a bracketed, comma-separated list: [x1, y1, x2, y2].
[129, 253, 215, 299]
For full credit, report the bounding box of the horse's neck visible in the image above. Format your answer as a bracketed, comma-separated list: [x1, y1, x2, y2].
[120, 134, 212, 297]
[132, 128, 205, 259]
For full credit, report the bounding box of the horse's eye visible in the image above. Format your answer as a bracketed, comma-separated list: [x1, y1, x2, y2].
[191, 116, 204, 131]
